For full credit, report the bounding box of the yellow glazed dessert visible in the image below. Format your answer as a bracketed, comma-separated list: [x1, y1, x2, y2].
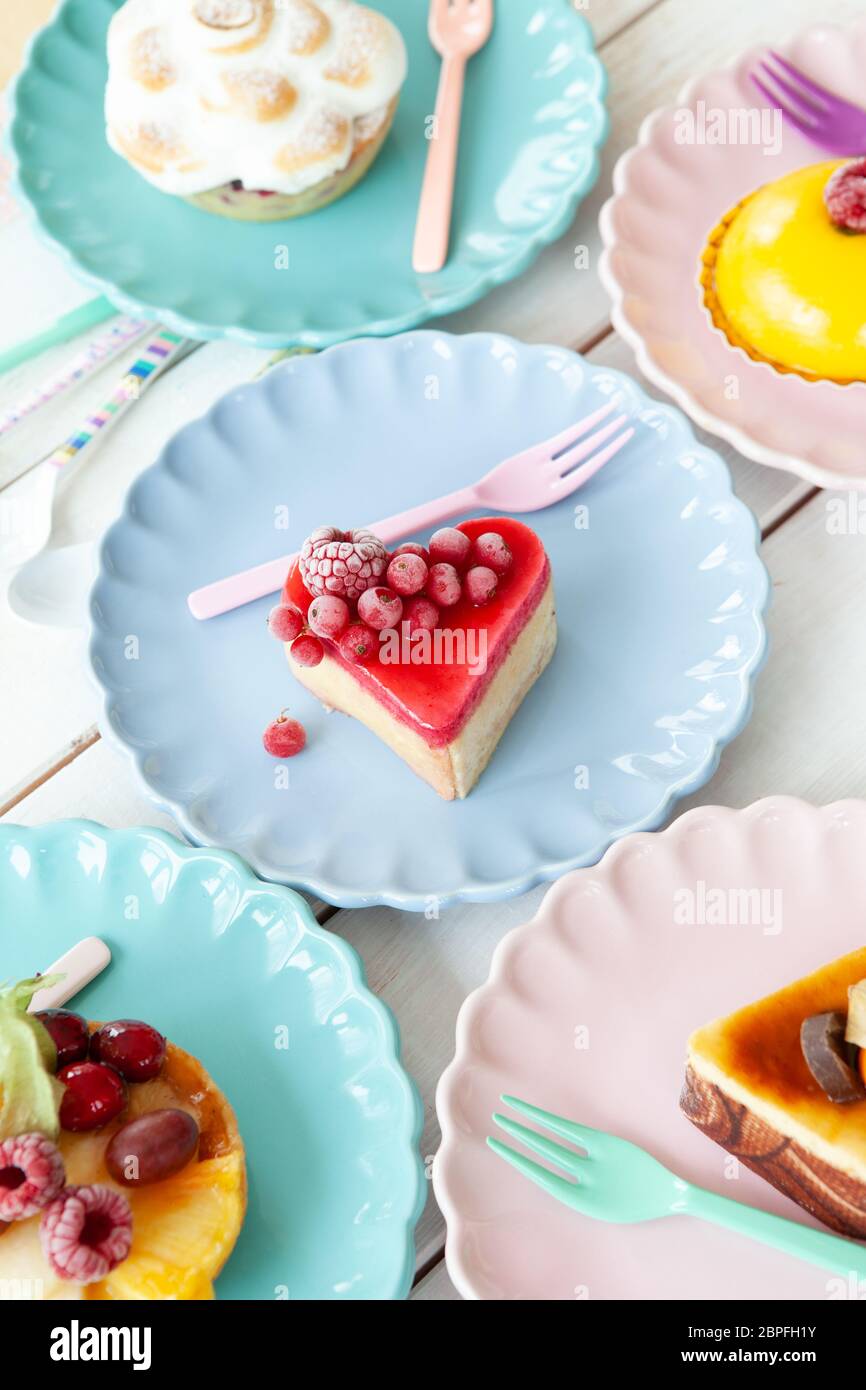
[700, 159, 866, 384]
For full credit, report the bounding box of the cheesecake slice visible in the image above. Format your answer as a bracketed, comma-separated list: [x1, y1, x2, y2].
[682, 948, 866, 1237]
[281, 518, 557, 800]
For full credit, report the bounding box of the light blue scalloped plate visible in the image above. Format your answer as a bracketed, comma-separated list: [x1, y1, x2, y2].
[89, 331, 770, 910]
[6, 0, 607, 347]
[0, 821, 425, 1300]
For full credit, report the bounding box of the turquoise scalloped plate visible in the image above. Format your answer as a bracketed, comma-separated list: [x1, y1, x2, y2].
[0, 822, 425, 1300]
[5, 0, 608, 347]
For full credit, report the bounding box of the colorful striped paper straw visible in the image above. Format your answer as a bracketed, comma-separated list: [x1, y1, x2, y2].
[45, 329, 188, 470]
[0, 315, 149, 438]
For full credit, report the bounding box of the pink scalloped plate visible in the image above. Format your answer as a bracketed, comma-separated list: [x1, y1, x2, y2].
[435, 798, 866, 1300]
[599, 20, 866, 492]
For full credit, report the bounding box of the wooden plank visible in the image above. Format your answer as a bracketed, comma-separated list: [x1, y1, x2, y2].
[411, 1260, 462, 1301]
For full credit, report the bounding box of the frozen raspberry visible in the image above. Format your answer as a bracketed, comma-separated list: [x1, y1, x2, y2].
[824, 158, 866, 233]
[429, 528, 471, 569]
[267, 604, 303, 642]
[40, 1185, 133, 1284]
[393, 541, 430, 566]
[358, 587, 403, 631]
[0, 1134, 65, 1221]
[339, 623, 378, 664]
[386, 553, 428, 596]
[426, 562, 462, 607]
[473, 532, 512, 575]
[404, 597, 440, 634]
[263, 710, 306, 757]
[290, 633, 324, 667]
[298, 526, 387, 602]
[464, 566, 498, 606]
[307, 594, 350, 640]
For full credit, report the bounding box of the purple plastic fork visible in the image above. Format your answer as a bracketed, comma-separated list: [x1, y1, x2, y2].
[751, 50, 866, 156]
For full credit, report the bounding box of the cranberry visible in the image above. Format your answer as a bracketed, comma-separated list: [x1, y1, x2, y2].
[267, 604, 303, 642]
[426, 562, 462, 607]
[90, 1019, 166, 1083]
[339, 622, 379, 664]
[386, 553, 428, 597]
[473, 532, 512, 575]
[393, 541, 430, 566]
[307, 595, 350, 640]
[58, 1063, 126, 1132]
[464, 566, 498, 606]
[290, 633, 324, 667]
[429, 528, 471, 569]
[263, 711, 306, 757]
[404, 596, 441, 634]
[358, 587, 404, 631]
[35, 1009, 90, 1070]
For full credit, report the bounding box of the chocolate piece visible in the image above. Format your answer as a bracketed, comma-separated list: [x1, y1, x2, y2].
[801, 1012, 865, 1104]
[846, 979, 866, 1050]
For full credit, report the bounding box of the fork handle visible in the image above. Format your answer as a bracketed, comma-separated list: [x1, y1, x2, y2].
[687, 1184, 866, 1282]
[413, 53, 467, 274]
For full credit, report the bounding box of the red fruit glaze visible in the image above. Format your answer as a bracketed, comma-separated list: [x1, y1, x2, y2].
[426, 562, 462, 607]
[35, 1009, 90, 1070]
[282, 518, 550, 748]
[429, 527, 471, 568]
[0, 1134, 65, 1220]
[386, 553, 428, 596]
[404, 596, 440, 634]
[464, 566, 498, 606]
[263, 711, 307, 757]
[267, 604, 303, 642]
[307, 594, 350, 639]
[339, 623, 379, 664]
[291, 633, 324, 667]
[393, 541, 430, 566]
[473, 532, 513, 575]
[90, 1019, 166, 1082]
[58, 1063, 127, 1132]
[358, 587, 404, 631]
[825, 158, 866, 233]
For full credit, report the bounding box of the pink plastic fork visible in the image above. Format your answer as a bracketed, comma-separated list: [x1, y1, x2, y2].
[413, 0, 494, 274]
[187, 401, 635, 619]
[751, 50, 866, 156]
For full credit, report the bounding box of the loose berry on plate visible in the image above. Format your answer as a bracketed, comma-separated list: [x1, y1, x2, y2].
[263, 710, 307, 757]
[267, 604, 303, 642]
[299, 526, 387, 601]
[426, 562, 462, 607]
[386, 553, 428, 596]
[307, 594, 350, 640]
[473, 532, 512, 575]
[40, 1184, 133, 1284]
[339, 622, 378, 664]
[58, 1062, 127, 1132]
[358, 586, 404, 631]
[824, 158, 866, 233]
[0, 1134, 65, 1221]
[404, 596, 440, 634]
[91, 1020, 167, 1083]
[393, 541, 430, 566]
[429, 527, 471, 568]
[106, 1109, 199, 1187]
[290, 633, 325, 667]
[35, 1009, 89, 1070]
[464, 566, 498, 606]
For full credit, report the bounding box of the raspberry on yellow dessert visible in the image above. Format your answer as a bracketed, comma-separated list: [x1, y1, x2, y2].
[700, 159, 866, 383]
[105, 0, 407, 221]
[267, 520, 557, 799]
[0, 979, 245, 1300]
[681, 948, 866, 1238]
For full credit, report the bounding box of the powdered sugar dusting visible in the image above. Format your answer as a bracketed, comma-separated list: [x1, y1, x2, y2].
[130, 27, 175, 86]
[282, 0, 329, 54]
[194, 0, 257, 28]
[325, 9, 383, 86]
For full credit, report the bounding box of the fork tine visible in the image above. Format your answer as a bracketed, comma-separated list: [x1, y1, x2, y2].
[555, 414, 630, 475]
[543, 400, 617, 461]
[550, 427, 635, 500]
[487, 1138, 589, 1209]
[502, 1094, 603, 1152]
[750, 73, 818, 131]
[757, 59, 823, 119]
[766, 50, 831, 108]
[492, 1112, 586, 1174]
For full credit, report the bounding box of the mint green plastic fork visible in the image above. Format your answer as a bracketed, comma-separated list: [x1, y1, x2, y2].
[489, 1096, 866, 1280]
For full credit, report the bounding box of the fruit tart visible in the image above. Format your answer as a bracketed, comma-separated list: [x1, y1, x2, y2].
[266, 519, 557, 799]
[0, 978, 245, 1300]
[682, 947, 866, 1238]
[700, 159, 866, 384]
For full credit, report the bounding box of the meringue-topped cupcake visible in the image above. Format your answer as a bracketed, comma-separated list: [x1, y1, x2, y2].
[105, 0, 407, 221]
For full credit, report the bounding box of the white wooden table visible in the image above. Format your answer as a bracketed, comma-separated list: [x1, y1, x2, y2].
[2, 0, 865, 1301]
